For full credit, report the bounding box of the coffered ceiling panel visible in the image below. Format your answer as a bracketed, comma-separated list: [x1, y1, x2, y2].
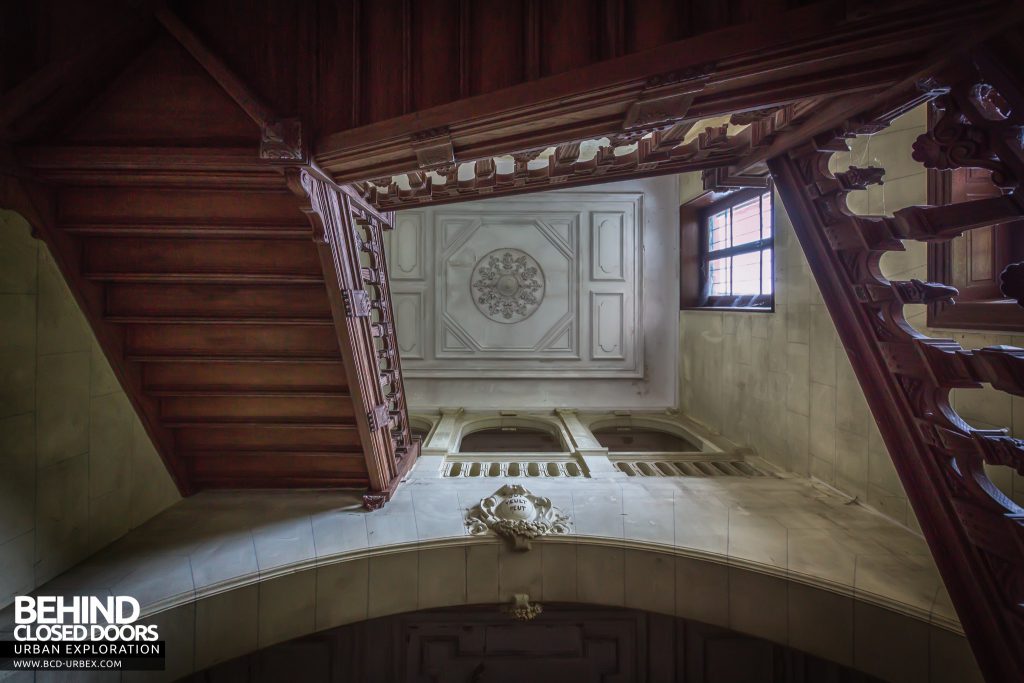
[389, 192, 642, 378]
[387, 176, 678, 410]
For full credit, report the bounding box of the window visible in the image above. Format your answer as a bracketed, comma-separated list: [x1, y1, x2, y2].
[680, 187, 774, 311]
[458, 427, 562, 453]
[593, 426, 698, 452]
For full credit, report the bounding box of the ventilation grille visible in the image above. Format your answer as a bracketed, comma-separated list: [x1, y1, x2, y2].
[614, 460, 770, 477]
[443, 460, 588, 478]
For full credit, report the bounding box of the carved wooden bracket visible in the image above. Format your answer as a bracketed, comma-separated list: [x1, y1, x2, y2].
[619, 63, 715, 141]
[410, 127, 455, 170]
[341, 288, 371, 317]
[367, 403, 389, 432]
[259, 118, 304, 161]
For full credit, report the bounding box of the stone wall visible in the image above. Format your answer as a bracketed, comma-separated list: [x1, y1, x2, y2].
[0, 210, 180, 609]
[677, 106, 1024, 530]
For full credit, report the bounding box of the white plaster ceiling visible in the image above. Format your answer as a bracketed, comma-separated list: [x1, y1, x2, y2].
[387, 176, 678, 410]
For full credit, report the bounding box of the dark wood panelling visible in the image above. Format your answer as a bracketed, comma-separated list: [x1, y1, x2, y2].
[625, 0, 682, 53]
[83, 238, 322, 280]
[176, 0, 309, 118]
[65, 37, 258, 147]
[186, 453, 370, 489]
[160, 395, 355, 424]
[467, 0, 526, 95]
[538, 0, 598, 77]
[59, 187, 305, 223]
[359, 0, 407, 124]
[185, 605, 884, 682]
[314, 0, 357, 135]
[143, 362, 349, 395]
[124, 323, 340, 360]
[410, 0, 461, 110]
[175, 424, 362, 452]
[105, 283, 333, 322]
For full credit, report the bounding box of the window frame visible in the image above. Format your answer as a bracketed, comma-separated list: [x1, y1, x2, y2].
[680, 186, 775, 312]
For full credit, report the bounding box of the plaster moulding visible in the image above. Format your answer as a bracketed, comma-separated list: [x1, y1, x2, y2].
[466, 484, 571, 551]
[504, 593, 543, 621]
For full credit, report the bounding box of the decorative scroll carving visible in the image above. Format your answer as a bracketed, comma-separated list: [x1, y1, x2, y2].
[618, 63, 715, 140]
[359, 127, 747, 210]
[259, 118, 304, 161]
[911, 78, 1020, 188]
[729, 107, 782, 126]
[367, 403, 389, 432]
[504, 594, 543, 622]
[410, 127, 455, 170]
[341, 289, 371, 317]
[767, 61, 1024, 681]
[890, 279, 958, 305]
[465, 484, 571, 551]
[834, 165, 885, 190]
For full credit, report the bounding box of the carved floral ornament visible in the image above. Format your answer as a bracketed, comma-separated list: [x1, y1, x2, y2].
[470, 249, 545, 323]
[466, 484, 570, 550]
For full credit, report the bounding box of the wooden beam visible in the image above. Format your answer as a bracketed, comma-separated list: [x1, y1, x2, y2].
[18, 146, 284, 189]
[732, 1, 1024, 177]
[154, 5, 275, 128]
[154, 4, 306, 162]
[314, 0, 1005, 183]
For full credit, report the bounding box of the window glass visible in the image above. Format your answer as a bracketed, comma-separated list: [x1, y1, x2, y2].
[700, 189, 774, 307]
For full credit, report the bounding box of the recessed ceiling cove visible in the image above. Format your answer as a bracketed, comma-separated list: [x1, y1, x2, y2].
[386, 177, 678, 409]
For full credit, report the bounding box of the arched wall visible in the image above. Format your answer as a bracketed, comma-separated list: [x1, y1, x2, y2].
[137, 537, 980, 683]
[451, 414, 572, 453]
[584, 414, 720, 453]
[0, 459, 980, 683]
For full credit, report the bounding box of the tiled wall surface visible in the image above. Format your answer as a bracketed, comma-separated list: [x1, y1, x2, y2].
[0, 210, 180, 609]
[677, 106, 1024, 531]
[0, 473, 982, 682]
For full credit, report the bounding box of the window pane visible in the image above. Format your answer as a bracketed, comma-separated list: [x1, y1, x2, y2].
[731, 196, 762, 247]
[708, 210, 729, 251]
[761, 248, 773, 295]
[761, 192, 773, 239]
[731, 251, 762, 295]
[708, 257, 731, 295]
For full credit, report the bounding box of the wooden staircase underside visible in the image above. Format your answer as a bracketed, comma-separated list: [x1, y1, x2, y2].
[1, 32, 417, 499]
[4, 5, 1024, 677]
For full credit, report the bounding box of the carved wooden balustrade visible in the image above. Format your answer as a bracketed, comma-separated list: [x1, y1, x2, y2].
[352, 103, 820, 210]
[289, 169, 417, 509]
[768, 59, 1024, 681]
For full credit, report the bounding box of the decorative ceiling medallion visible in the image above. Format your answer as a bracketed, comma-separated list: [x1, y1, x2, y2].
[471, 249, 545, 323]
[466, 484, 570, 551]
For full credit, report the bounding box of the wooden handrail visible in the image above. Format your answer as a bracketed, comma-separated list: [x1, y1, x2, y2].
[768, 59, 1024, 681]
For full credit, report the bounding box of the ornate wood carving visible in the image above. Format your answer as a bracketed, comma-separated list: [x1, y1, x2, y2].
[341, 288, 371, 317]
[359, 123, 749, 210]
[287, 169, 417, 509]
[316, 1, 1009, 184]
[259, 118, 305, 161]
[410, 127, 455, 170]
[768, 60, 1024, 682]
